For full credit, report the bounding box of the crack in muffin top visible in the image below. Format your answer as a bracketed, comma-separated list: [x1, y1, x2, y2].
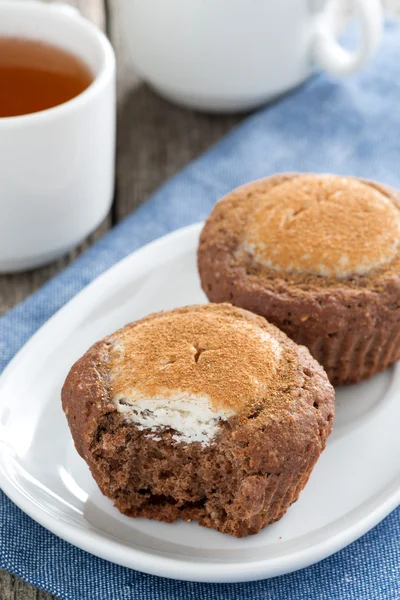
[243, 174, 400, 278]
[109, 304, 293, 417]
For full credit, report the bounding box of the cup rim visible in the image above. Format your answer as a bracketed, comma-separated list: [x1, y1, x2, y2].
[0, 1, 115, 126]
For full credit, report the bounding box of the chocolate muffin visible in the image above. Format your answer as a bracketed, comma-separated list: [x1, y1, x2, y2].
[62, 303, 334, 537]
[198, 173, 400, 386]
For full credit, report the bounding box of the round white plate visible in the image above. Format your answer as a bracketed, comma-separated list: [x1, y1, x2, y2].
[0, 223, 400, 583]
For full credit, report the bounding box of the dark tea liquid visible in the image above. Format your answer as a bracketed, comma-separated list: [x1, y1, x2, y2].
[0, 37, 93, 117]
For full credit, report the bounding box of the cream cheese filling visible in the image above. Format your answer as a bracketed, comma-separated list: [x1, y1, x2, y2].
[114, 391, 236, 445]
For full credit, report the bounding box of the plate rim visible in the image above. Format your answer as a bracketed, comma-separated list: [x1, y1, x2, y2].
[0, 222, 400, 583]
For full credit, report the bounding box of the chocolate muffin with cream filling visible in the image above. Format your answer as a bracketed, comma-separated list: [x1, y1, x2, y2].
[198, 173, 400, 385]
[62, 303, 334, 537]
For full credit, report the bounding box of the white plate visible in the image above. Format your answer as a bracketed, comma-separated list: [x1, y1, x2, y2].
[0, 222, 400, 583]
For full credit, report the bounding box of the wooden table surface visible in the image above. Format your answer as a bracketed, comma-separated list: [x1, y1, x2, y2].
[0, 0, 398, 597]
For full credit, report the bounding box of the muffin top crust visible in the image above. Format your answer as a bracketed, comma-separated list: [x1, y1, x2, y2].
[107, 304, 332, 444]
[110, 303, 281, 414]
[199, 173, 400, 291]
[244, 174, 400, 278]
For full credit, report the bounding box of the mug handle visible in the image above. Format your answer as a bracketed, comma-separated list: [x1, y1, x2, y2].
[312, 0, 383, 76]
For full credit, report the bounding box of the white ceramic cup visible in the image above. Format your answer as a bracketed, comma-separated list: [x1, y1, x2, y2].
[119, 0, 383, 113]
[0, 1, 116, 273]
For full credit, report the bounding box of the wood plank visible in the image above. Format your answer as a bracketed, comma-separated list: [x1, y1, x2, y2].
[115, 88, 243, 220]
[0, 569, 53, 600]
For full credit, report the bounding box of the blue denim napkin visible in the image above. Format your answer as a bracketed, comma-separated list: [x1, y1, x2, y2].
[1, 20, 400, 600]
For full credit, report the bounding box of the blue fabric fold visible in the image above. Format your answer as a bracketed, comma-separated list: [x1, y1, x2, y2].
[1, 20, 400, 600]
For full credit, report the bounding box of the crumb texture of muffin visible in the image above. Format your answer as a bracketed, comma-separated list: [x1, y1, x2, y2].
[198, 173, 400, 385]
[62, 303, 334, 537]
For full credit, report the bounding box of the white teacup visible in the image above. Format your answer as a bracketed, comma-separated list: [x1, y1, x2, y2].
[0, 1, 115, 273]
[120, 0, 382, 112]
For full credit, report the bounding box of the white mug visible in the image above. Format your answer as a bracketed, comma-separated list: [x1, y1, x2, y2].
[0, 1, 115, 273]
[119, 0, 383, 112]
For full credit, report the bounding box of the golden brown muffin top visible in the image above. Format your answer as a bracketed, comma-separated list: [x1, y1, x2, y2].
[244, 174, 400, 278]
[109, 304, 299, 417]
